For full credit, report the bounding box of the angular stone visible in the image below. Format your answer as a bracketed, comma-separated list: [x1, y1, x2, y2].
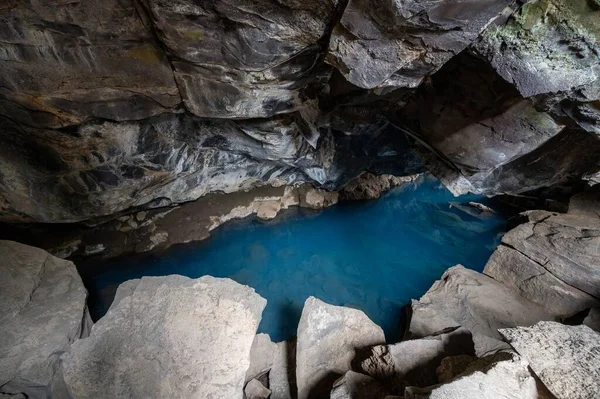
[326, 0, 516, 90]
[62, 275, 266, 399]
[270, 339, 297, 399]
[405, 353, 537, 399]
[245, 379, 271, 399]
[583, 308, 600, 332]
[435, 355, 477, 384]
[330, 371, 389, 399]
[500, 321, 600, 399]
[298, 187, 339, 210]
[409, 265, 553, 356]
[296, 297, 386, 399]
[484, 245, 600, 317]
[339, 173, 417, 201]
[0, 0, 180, 129]
[0, 240, 91, 398]
[246, 333, 277, 382]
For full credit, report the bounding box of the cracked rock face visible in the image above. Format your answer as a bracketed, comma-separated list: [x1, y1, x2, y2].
[62, 275, 266, 399]
[500, 321, 600, 399]
[0, 240, 91, 398]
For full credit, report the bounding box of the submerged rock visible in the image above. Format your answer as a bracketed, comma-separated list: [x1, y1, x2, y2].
[404, 353, 537, 399]
[0, 241, 91, 398]
[296, 297, 386, 399]
[409, 265, 553, 356]
[500, 321, 600, 399]
[62, 275, 266, 399]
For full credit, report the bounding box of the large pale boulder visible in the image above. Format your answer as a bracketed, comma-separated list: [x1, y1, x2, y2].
[404, 353, 537, 399]
[0, 241, 91, 398]
[296, 297, 386, 399]
[409, 265, 553, 356]
[62, 275, 266, 399]
[500, 321, 600, 399]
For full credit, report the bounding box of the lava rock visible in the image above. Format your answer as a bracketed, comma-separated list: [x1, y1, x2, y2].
[330, 371, 389, 399]
[404, 352, 537, 399]
[62, 275, 266, 399]
[296, 297, 386, 399]
[0, 240, 91, 398]
[409, 265, 553, 356]
[500, 321, 600, 399]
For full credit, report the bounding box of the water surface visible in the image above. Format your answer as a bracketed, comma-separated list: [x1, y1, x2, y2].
[80, 176, 508, 342]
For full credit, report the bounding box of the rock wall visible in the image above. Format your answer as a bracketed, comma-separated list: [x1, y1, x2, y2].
[1, 0, 598, 224]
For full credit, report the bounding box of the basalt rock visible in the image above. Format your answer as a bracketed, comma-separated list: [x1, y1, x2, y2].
[0, 241, 91, 398]
[61, 276, 266, 399]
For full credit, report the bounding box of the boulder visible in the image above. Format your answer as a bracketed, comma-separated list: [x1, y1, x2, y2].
[244, 379, 271, 399]
[583, 308, 600, 332]
[409, 265, 553, 356]
[500, 321, 600, 399]
[0, 240, 91, 398]
[246, 334, 277, 382]
[484, 244, 600, 317]
[296, 297, 386, 399]
[360, 327, 475, 388]
[339, 173, 417, 201]
[62, 275, 266, 399]
[298, 187, 339, 210]
[404, 353, 537, 399]
[330, 371, 389, 399]
[270, 339, 297, 399]
[435, 355, 477, 384]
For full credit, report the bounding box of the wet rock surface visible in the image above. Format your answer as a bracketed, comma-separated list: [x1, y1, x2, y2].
[0, 241, 91, 398]
[500, 321, 600, 399]
[62, 275, 266, 399]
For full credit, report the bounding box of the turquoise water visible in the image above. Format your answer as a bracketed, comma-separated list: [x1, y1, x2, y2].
[80, 176, 508, 343]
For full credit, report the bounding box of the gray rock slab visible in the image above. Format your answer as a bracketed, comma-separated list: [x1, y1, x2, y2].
[500, 321, 600, 399]
[296, 297, 386, 399]
[62, 275, 266, 399]
[244, 379, 271, 399]
[246, 333, 277, 382]
[409, 265, 553, 356]
[0, 240, 91, 399]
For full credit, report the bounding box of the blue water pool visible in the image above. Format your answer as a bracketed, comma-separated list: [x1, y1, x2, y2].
[80, 176, 508, 343]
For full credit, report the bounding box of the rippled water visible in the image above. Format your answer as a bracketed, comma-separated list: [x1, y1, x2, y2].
[80, 176, 508, 342]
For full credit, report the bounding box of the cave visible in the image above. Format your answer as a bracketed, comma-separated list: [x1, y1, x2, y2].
[0, 0, 599, 398]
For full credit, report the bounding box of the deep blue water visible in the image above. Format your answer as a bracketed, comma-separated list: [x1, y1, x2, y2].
[80, 176, 508, 343]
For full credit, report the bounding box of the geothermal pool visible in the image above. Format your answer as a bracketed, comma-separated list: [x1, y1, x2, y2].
[80, 176, 508, 343]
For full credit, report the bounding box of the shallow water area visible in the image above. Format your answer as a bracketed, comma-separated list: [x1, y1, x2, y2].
[79, 176, 509, 342]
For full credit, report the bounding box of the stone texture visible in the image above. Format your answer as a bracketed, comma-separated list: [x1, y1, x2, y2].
[339, 173, 418, 201]
[296, 297, 386, 399]
[404, 353, 537, 399]
[330, 371, 389, 399]
[0, 240, 91, 398]
[244, 379, 271, 399]
[62, 275, 266, 399]
[500, 321, 600, 399]
[360, 327, 475, 389]
[409, 265, 553, 356]
[326, 0, 516, 90]
[270, 339, 297, 399]
[435, 355, 477, 384]
[484, 244, 600, 317]
[298, 186, 339, 210]
[246, 334, 277, 382]
[583, 308, 600, 332]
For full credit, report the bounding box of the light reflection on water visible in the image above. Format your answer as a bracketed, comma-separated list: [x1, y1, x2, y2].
[80, 176, 508, 343]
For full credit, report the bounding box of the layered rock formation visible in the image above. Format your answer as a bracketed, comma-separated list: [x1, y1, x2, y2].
[1, 0, 598, 225]
[0, 241, 91, 398]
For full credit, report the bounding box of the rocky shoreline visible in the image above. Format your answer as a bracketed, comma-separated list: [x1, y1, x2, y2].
[1, 187, 598, 399]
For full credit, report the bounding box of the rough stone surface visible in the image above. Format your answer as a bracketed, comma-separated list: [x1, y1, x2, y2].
[244, 379, 271, 399]
[404, 353, 537, 399]
[246, 334, 277, 382]
[296, 297, 386, 399]
[500, 321, 600, 399]
[0, 240, 91, 398]
[270, 339, 297, 399]
[583, 308, 600, 332]
[330, 371, 389, 399]
[62, 275, 266, 399]
[435, 355, 477, 384]
[326, 0, 516, 90]
[409, 265, 553, 356]
[339, 173, 418, 201]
